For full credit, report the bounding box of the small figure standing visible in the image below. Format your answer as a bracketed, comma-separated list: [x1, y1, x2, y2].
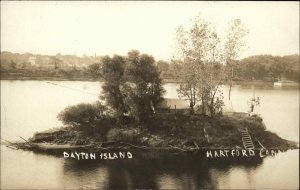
[248, 97, 260, 115]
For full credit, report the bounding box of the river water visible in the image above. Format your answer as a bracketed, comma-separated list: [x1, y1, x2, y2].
[1, 80, 299, 189]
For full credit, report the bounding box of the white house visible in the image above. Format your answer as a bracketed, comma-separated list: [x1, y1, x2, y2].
[28, 57, 36, 66]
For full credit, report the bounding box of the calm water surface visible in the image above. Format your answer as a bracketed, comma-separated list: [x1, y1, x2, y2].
[1, 80, 299, 189]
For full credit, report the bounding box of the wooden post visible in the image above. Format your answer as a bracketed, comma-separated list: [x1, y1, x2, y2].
[203, 128, 210, 143]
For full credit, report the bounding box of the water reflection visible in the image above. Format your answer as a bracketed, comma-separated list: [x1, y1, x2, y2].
[60, 150, 264, 189]
[2, 145, 298, 189]
[61, 159, 109, 189]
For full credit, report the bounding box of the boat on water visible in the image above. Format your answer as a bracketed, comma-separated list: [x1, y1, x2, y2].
[274, 80, 299, 87]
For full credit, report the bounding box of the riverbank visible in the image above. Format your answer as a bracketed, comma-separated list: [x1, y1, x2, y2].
[9, 114, 298, 152]
[0, 75, 289, 86]
[0, 74, 98, 82]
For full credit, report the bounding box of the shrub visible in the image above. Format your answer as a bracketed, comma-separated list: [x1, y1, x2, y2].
[57, 101, 110, 128]
[106, 128, 141, 143]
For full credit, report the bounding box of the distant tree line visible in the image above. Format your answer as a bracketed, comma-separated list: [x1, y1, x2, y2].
[0, 51, 102, 80]
[157, 54, 299, 82]
[0, 51, 100, 69]
[2, 51, 298, 83]
[231, 54, 299, 81]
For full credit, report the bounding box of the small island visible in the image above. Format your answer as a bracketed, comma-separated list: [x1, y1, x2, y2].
[25, 113, 297, 152]
[9, 51, 297, 153]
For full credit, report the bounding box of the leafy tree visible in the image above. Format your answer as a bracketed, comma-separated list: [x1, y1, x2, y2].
[157, 60, 169, 77]
[0, 59, 10, 71]
[125, 50, 165, 122]
[88, 63, 102, 79]
[168, 60, 183, 79]
[99, 51, 164, 124]
[9, 60, 17, 70]
[100, 55, 128, 123]
[19, 62, 29, 70]
[281, 55, 299, 81]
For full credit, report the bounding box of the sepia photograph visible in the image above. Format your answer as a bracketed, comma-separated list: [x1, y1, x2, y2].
[0, 1, 299, 189]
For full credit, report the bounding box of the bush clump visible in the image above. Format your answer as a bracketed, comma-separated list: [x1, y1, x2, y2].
[57, 101, 114, 131]
[106, 128, 141, 143]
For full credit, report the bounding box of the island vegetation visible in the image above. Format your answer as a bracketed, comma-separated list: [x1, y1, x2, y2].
[4, 16, 298, 152]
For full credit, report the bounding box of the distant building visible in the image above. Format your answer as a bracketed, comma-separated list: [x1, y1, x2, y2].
[274, 73, 299, 87]
[28, 57, 36, 66]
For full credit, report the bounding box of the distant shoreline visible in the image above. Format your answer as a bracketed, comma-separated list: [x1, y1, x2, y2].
[0, 76, 99, 82]
[0, 76, 279, 86]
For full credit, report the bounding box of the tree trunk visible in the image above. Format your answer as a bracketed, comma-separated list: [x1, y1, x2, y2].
[190, 103, 194, 114]
[201, 95, 205, 115]
[209, 87, 218, 117]
[189, 87, 195, 114]
[228, 66, 233, 100]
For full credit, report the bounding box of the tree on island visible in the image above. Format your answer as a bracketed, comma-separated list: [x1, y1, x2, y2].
[124, 50, 165, 123]
[100, 55, 128, 123]
[224, 19, 249, 100]
[58, 50, 164, 129]
[100, 50, 165, 124]
[173, 16, 248, 116]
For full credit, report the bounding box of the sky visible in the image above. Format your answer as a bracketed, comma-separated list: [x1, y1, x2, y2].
[1, 1, 299, 61]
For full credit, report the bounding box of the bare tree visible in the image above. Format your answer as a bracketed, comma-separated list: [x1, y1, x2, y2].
[224, 19, 249, 100]
[174, 16, 225, 115]
[173, 16, 247, 115]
